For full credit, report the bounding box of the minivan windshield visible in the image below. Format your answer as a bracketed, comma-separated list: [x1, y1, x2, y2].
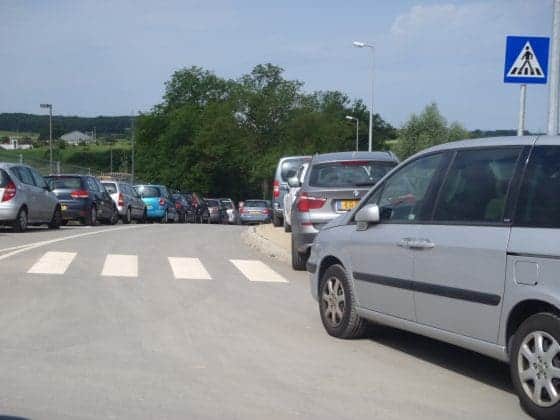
[245, 200, 268, 208]
[135, 186, 161, 198]
[308, 161, 396, 188]
[45, 176, 82, 190]
[281, 158, 309, 182]
[102, 182, 117, 194]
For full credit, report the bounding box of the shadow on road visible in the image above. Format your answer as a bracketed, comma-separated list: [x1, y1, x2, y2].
[0, 416, 31, 420]
[367, 325, 513, 394]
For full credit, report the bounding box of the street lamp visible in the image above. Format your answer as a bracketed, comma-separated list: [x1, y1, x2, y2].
[353, 40, 374, 152]
[40, 103, 53, 173]
[345, 115, 359, 151]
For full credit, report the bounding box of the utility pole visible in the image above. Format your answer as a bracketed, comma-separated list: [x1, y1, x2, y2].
[40, 103, 53, 173]
[353, 41, 374, 151]
[131, 112, 135, 184]
[548, 0, 560, 135]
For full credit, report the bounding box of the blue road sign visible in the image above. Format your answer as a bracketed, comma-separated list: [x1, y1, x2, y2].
[504, 36, 550, 84]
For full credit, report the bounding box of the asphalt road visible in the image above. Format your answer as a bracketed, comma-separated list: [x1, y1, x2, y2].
[0, 224, 528, 419]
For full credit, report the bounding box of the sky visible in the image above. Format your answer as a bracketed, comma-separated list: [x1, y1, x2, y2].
[0, 0, 554, 131]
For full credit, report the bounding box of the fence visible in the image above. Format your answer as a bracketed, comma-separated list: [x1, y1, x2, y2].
[0, 150, 98, 177]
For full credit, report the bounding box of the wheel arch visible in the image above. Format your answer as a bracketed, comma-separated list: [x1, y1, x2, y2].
[317, 255, 345, 294]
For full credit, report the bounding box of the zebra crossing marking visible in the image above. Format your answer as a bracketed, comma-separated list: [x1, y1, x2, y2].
[101, 254, 138, 278]
[230, 259, 288, 283]
[27, 251, 77, 275]
[168, 257, 211, 280]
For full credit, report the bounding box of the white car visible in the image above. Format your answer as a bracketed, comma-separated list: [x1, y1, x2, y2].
[282, 162, 308, 232]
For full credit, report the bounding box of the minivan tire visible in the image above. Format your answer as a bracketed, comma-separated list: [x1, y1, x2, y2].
[291, 234, 307, 271]
[511, 312, 560, 420]
[12, 208, 28, 233]
[122, 207, 132, 224]
[272, 212, 282, 227]
[48, 206, 62, 229]
[85, 205, 97, 226]
[319, 264, 368, 339]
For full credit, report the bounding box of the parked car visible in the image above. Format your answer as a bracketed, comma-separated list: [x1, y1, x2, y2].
[101, 180, 146, 224]
[282, 161, 309, 233]
[307, 136, 560, 420]
[239, 199, 272, 225]
[0, 162, 61, 232]
[205, 198, 228, 224]
[291, 151, 398, 270]
[46, 174, 118, 226]
[171, 193, 190, 223]
[134, 184, 178, 223]
[219, 198, 238, 224]
[271, 155, 311, 227]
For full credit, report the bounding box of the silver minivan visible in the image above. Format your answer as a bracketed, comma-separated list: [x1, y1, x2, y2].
[271, 155, 311, 227]
[307, 136, 560, 419]
[101, 180, 146, 224]
[0, 162, 61, 232]
[291, 151, 398, 270]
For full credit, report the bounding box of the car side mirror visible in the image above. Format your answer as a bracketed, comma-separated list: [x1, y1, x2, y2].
[355, 204, 380, 230]
[287, 177, 300, 188]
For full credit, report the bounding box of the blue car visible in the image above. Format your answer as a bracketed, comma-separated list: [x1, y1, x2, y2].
[134, 184, 178, 223]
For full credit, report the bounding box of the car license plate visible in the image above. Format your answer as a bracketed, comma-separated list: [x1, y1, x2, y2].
[61, 205, 67, 211]
[339, 200, 358, 211]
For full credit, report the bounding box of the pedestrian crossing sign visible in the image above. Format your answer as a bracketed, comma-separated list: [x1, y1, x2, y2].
[504, 36, 549, 84]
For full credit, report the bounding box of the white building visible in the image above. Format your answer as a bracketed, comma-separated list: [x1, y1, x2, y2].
[0, 137, 33, 150]
[60, 130, 93, 145]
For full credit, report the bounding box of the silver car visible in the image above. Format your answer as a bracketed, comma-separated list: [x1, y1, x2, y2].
[307, 136, 560, 420]
[0, 162, 61, 232]
[282, 161, 308, 233]
[271, 155, 311, 227]
[291, 151, 398, 270]
[101, 180, 146, 224]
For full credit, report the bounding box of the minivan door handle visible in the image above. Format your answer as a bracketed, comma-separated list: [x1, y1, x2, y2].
[408, 238, 435, 250]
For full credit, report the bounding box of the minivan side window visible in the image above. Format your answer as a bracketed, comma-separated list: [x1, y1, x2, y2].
[13, 166, 36, 186]
[368, 153, 443, 223]
[433, 147, 521, 224]
[30, 168, 48, 189]
[514, 146, 560, 228]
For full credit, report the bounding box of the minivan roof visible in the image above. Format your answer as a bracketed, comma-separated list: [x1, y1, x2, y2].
[311, 151, 398, 164]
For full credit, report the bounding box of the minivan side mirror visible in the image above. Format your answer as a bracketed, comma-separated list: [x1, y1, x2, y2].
[287, 176, 300, 188]
[355, 204, 380, 230]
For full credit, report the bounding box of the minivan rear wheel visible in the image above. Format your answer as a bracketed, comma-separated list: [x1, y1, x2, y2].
[511, 313, 560, 420]
[12, 208, 28, 233]
[319, 264, 368, 339]
[48, 206, 62, 229]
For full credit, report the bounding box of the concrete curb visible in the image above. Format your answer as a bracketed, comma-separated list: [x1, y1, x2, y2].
[241, 226, 290, 263]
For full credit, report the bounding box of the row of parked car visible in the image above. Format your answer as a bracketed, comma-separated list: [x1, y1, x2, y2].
[0, 163, 244, 232]
[271, 136, 560, 420]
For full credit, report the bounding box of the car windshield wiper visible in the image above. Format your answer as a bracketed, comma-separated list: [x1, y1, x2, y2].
[354, 181, 377, 187]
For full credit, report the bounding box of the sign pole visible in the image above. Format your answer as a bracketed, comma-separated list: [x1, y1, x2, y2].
[548, 0, 560, 135]
[518, 84, 527, 136]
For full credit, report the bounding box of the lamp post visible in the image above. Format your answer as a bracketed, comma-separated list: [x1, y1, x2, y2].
[345, 115, 359, 151]
[40, 103, 53, 173]
[353, 41, 374, 152]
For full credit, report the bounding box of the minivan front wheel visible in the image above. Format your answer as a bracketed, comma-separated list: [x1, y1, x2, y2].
[291, 235, 307, 271]
[511, 313, 560, 420]
[12, 208, 28, 233]
[319, 264, 367, 339]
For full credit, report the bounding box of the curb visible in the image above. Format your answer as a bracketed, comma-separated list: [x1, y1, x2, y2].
[241, 226, 290, 263]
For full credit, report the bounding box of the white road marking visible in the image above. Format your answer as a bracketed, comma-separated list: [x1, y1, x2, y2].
[230, 259, 288, 283]
[168, 257, 211, 280]
[0, 225, 148, 262]
[101, 254, 138, 278]
[27, 251, 77, 275]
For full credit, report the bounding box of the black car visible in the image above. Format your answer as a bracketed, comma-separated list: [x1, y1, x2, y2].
[45, 175, 118, 226]
[182, 191, 209, 223]
[171, 193, 190, 223]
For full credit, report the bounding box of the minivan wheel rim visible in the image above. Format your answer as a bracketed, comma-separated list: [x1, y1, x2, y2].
[322, 277, 345, 327]
[518, 330, 560, 407]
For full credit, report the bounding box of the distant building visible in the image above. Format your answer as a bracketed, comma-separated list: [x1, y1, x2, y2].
[0, 137, 33, 150]
[60, 130, 93, 145]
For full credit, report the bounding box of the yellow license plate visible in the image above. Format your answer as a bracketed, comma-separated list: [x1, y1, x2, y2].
[61, 205, 68, 211]
[340, 200, 358, 211]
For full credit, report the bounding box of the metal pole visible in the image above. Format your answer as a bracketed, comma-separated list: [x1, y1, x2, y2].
[56, 161, 60, 175]
[548, 0, 560, 135]
[131, 112, 135, 184]
[369, 47, 374, 152]
[518, 84, 527, 136]
[19, 154, 23, 164]
[355, 119, 359, 151]
[49, 106, 53, 173]
[110, 146, 113, 173]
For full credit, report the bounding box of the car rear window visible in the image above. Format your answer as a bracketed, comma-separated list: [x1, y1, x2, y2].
[280, 158, 308, 182]
[308, 161, 396, 188]
[245, 200, 267, 207]
[135, 186, 161, 197]
[102, 182, 117, 194]
[0, 169, 9, 187]
[221, 200, 233, 209]
[206, 199, 219, 207]
[46, 176, 83, 190]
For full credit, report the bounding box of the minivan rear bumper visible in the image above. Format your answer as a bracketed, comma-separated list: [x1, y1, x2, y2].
[0, 203, 19, 222]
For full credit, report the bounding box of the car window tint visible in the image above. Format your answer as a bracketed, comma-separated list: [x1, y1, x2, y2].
[434, 148, 521, 224]
[281, 158, 308, 182]
[136, 186, 161, 197]
[30, 168, 48, 189]
[515, 146, 560, 228]
[308, 161, 395, 188]
[103, 183, 117, 194]
[245, 200, 267, 207]
[0, 169, 9, 187]
[13, 167, 36, 186]
[86, 178, 98, 192]
[375, 153, 443, 223]
[46, 176, 82, 190]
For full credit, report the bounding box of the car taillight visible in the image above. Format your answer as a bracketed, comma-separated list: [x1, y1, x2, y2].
[262, 208, 270, 215]
[273, 180, 280, 198]
[118, 193, 124, 207]
[296, 192, 326, 212]
[1, 180, 16, 202]
[70, 190, 89, 199]
[159, 198, 165, 206]
[175, 202, 181, 209]
[239, 207, 246, 214]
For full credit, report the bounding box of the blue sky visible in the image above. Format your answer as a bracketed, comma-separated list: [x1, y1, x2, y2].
[0, 0, 553, 130]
